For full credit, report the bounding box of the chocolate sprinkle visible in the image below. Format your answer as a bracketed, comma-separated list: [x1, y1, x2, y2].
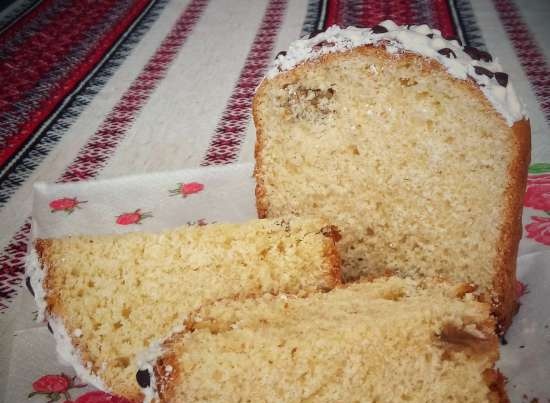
[474, 66, 494, 79]
[494, 72, 509, 87]
[25, 277, 34, 296]
[136, 369, 151, 388]
[463, 46, 492, 62]
[275, 51, 286, 59]
[312, 40, 336, 51]
[500, 336, 508, 345]
[47, 323, 53, 334]
[426, 33, 434, 39]
[438, 48, 457, 59]
[372, 25, 388, 34]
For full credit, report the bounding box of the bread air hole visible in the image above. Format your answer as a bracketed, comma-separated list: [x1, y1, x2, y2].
[280, 84, 336, 120]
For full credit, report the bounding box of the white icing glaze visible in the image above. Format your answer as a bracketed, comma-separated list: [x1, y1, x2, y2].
[25, 247, 47, 322]
[48, 315, 108, 390]
[268, 21, 526, 126]
[26, 247, 108, 391]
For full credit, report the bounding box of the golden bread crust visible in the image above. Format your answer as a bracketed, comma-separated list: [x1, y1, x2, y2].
[491, 119, 531, 334]
[154, 350, 181, 403]
[484, 369, 510, 403]
[252, 89, 269, 219]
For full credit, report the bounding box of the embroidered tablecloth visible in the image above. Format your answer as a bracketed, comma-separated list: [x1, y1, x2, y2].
[1, 0, 549, 402]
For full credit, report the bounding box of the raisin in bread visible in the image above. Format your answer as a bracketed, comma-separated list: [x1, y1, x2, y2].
[253, 21, 531, 332]
[26, 217, 341, 401]
[141, 277, 506, 403]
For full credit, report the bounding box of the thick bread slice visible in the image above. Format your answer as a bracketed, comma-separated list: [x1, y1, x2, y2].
[253, 40, 530, 333]
[148, 277, 507, 403]
[33, 217, 341, 400]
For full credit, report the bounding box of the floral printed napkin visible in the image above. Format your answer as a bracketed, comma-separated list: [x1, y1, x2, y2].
[3, 162, 550, 402]
[31, 163, 257, 240]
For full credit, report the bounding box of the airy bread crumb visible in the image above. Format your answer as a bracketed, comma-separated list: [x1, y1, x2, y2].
[153, 277, 505, 403]
[36, 217, 341, 400]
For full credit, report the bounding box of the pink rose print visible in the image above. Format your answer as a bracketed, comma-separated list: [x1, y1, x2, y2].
[186, 218, 211, 226]
[525, 173, 550, 211]
[169, 182, 204, 197]
[28, 373, 85, 402]
[115, 209, 152, 225]
[73, 391, 132, 403]
[516, 280, 528, 299]
[49, 197, 87, 214]
[525, 215, 550, 246]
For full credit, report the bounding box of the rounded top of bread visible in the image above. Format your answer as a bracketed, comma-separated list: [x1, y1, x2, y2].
[267, 20, 525, 126]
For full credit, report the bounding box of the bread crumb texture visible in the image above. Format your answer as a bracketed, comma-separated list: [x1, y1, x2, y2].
[156, 277, 502, 403]
[255, 46, 514, 292]
[39, 217, 341, 398]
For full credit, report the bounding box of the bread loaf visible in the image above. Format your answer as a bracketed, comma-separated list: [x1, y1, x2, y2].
[253, 21, 531, 332]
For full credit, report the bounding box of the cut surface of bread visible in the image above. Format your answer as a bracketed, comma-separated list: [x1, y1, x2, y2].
[150, 277, 506, 403]
[254, 28, 530, 331]
[35, 217, 341, 400]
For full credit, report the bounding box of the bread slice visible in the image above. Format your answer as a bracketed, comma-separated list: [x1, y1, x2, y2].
[144, 277, 506, 403]
[29, 217, 341, 400]
[253, 22, 531, 332]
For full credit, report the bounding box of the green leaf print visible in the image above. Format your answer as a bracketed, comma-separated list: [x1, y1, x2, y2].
[528, 163, 550, 174]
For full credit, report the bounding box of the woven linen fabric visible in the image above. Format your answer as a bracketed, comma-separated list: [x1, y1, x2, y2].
[1, 0, 549, 401]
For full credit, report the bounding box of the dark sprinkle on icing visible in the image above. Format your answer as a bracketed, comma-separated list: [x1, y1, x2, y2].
[136, 368, 151, 388]
[25, 277, 34, 296]
[474, 66, 494, 79]
[437, 48, 456, 59]
[494, 72, 509, 87]
[275, 51, 286, 59]
[372, 25, 388, 34]
[500, 336, 508, 345]
[426, 33, 434, 39]
[47, 323, 53, 334]
[463, 46, 493, 62]
[313, 40, 336, 50]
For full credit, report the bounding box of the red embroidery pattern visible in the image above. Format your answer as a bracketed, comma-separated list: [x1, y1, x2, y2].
[0, 0, 152, 168]
[493, 0, 550, 124]
[59, 0, 209, 183]
[201, 0, 288, 166]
